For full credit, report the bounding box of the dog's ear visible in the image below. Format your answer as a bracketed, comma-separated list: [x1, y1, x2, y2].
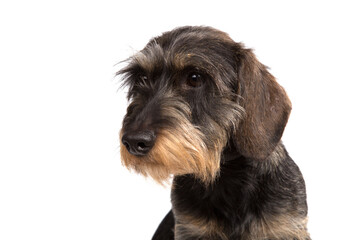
[233, 45, 292, 160]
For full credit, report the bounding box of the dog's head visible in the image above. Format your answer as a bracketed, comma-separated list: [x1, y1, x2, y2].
[118, 26, 291, 184]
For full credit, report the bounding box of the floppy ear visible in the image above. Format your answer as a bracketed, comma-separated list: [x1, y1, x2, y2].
[233, 45, 292, 160]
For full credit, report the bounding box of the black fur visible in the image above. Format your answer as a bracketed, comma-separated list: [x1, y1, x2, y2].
[119, 26, 310, 240]
[168, 144, 307, 239]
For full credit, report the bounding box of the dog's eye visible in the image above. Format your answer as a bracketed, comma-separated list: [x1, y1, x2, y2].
[187, 73, 203, 88]
[139, 75, 148, 81]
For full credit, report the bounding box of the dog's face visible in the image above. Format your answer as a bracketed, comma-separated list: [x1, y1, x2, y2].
[119, 26, 291, 184]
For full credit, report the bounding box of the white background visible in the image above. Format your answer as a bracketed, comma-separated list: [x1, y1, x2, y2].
[1, 0, 359, 239]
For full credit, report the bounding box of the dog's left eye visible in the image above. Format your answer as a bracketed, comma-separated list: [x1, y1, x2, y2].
[187, 73, 203, 88]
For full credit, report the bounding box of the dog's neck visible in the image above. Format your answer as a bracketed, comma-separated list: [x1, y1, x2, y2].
[221, 141, 287, 170]
[171, 143, 300, 238]
[221, 143, 242, 163]
[172, 142, 288, 191]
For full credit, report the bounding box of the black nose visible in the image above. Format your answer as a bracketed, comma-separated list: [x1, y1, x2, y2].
[121, 131, 156, 156]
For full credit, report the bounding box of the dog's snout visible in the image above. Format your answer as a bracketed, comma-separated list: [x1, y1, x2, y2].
[122, 131, 156, 156]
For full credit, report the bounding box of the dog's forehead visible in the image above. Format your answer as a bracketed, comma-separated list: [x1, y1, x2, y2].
[132, 27, 236, 74]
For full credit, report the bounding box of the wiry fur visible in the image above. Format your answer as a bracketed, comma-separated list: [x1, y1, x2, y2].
[118, 26, 310, 239]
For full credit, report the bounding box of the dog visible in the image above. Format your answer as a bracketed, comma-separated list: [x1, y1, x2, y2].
[118, 26, 310, 240]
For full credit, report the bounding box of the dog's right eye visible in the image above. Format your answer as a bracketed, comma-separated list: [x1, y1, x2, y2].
[186, 73, 203, 88]
[139, 75, 148, 81]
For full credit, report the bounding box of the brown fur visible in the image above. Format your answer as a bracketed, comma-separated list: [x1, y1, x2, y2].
[119, 26, 309, 240]
[173, 209, 308, 240]
[235, 46, 292, 160]
[120, 106, 227, 184]
[247, 214, 309, 240]
[174, 212, 227, 240]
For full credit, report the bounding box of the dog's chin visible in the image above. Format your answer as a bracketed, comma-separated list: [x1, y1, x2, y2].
[120, 129, 224, 185]
[119, 146, 172, 185]
[120, 144, 189, 185]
